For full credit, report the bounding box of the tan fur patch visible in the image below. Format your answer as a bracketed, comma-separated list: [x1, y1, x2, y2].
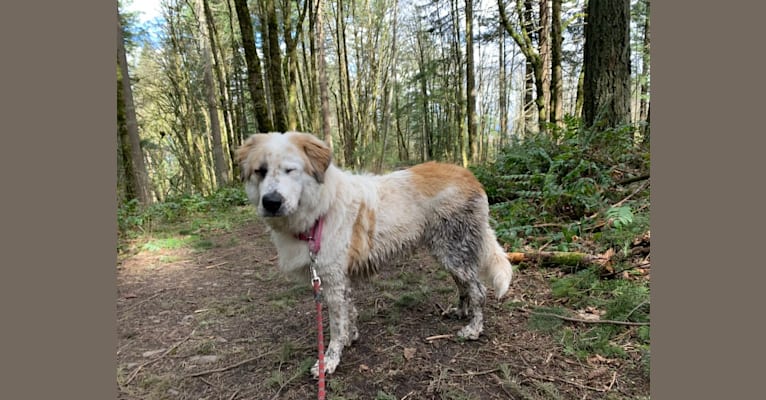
[288, 132, 332, 183]
[408, 161, 485, 198]
[235, 134, 267, 180]
[347, 201, 377, 277]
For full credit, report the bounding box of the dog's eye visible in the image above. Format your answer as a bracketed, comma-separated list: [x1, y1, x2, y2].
[254, 167, 267, 178]
[285, 168, 296, 174]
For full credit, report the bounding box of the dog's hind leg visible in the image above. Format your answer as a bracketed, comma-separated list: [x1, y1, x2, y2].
[428, 205, 488, 340]
[347, 287, 360, 342]
[441, 261, 486, 340]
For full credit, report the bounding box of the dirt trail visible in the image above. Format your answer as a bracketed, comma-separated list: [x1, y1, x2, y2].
[117, 217, 649, 399]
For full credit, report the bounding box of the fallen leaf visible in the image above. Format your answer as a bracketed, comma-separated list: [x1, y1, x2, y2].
[358, 364, 370, 372]
[403, 347, 416, 360]
[587, 367, 610, 380]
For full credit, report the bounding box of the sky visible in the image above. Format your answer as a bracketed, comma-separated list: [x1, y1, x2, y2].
[122, 0, 162, 24]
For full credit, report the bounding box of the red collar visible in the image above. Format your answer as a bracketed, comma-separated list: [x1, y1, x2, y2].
[295, 216, 325, 256]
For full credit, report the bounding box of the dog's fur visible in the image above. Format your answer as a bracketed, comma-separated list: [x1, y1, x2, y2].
[236, 131, 513, 377]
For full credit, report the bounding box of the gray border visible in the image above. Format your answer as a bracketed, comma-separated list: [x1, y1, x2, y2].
[652, 1, 764, 398]
[1, 1, 117, 398]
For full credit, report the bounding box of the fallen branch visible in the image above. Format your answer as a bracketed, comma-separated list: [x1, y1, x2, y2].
[451, 367, 501, 377]
[186, 349, 277, 378]
[507, 250, 608, 270]
[524, 310, 649, 327]
[615, 174, 650, 186]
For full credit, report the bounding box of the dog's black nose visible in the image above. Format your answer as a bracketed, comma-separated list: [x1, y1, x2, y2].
[261, 192, 284, 213]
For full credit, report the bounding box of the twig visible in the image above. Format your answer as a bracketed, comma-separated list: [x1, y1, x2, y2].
[124, 329, 196, 385]
[186, 349, 277, 378]
[425, 334, 454, 341]
[120, 289, 167, 315]
[624, 300, 649, 321]
[522, 369, 606, 393]
[451, 367, 501, 377]
[550, 375, 606, 392]
[400, 390, 416, 400]
[612, 180, 649, 209]
[227, 390, 240, 400]
[205, 261, 229, 269]
[524, 310, 649, 327]
[606, 371, 618, 392]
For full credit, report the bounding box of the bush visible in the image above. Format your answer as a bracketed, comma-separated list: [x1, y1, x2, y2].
[474, 118, 648, 246]
[117, 186, 249, 235]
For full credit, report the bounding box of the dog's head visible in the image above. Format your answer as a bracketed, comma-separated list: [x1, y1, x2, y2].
[235, 131, 332, 218]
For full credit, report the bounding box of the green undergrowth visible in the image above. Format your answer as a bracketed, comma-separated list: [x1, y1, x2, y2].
[475, 119, 650, 373]
[472, 119, 649, 251]
[118, 186, 252, 253]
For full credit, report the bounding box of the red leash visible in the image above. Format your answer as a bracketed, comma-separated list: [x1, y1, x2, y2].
[311, 267, 325, 400]
[297, 217, 326, 400]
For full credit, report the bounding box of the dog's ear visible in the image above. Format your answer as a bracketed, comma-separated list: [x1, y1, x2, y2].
[295, 133, 332, 183]
[235, 134, 264, 180]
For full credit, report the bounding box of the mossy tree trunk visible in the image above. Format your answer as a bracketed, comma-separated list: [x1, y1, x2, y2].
[582, 0, 631, 129]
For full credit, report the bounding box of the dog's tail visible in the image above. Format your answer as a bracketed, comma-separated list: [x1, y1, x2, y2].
[481, 228, 514, 299]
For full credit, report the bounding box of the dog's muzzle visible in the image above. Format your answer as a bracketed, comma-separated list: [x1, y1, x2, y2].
[261, 191, 285, 215]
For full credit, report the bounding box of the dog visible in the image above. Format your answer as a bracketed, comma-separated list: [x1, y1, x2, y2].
[235, 131, 513, 377]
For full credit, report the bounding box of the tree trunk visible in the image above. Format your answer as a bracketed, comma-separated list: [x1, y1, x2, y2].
[263, 0, 288, 132]
[376, 0, 399, 172]
[233, 0, 272, 132]
[198, 0, 229, 187]
[282, 0, 308, 132]
[638, 0, 650, 138]
[416, 31, 431, 163]
[582, 0, 631, 129]
[315, 0, 333, 148]
[536, 0, 551, 131]
[465, 0, 477, 163]
[499, 27, 507, 144]
[117, 17, 152, 205]
[550, 0, 564, 128]
[204, 0, 235, 162]
[575, 66, 584, 118]
[499, 0, 547, 135]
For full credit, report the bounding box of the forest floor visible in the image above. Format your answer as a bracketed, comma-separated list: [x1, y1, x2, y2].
[117, 206, 650, 400]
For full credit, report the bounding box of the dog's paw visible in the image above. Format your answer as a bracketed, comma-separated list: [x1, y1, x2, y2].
[310, 356, 340, 378]
[456, 325, 482, 340]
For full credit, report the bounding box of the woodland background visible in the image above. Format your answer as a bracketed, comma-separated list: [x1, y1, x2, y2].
[117, 0, 650, 206]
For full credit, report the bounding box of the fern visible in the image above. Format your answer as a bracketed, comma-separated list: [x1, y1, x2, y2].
[606, 205, 634, 229]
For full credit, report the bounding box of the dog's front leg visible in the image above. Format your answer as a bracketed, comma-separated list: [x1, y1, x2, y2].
[311, 280, 352, 378]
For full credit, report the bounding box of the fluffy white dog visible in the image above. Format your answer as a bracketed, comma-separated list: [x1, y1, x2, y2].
[236, 131, 513, 377]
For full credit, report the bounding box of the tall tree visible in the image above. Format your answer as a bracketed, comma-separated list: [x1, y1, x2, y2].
[203, 0, 237, 169]
[314, 0, 333, 148]
[582, 0, 631, 129]
[637, 0, 650, 138]
[197, 0, 229, 187]
[263, 0, 288, 131]
[233, 0, 273, 132]
[498, 0, 551, 133]
[465, 0, 477, 163]
[282, 0, 309, 132]
[538, 0, 551, 127]
[117, 16, 153, 205]
[550, 0, 564, 128]
[498, 27, 508, 142]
